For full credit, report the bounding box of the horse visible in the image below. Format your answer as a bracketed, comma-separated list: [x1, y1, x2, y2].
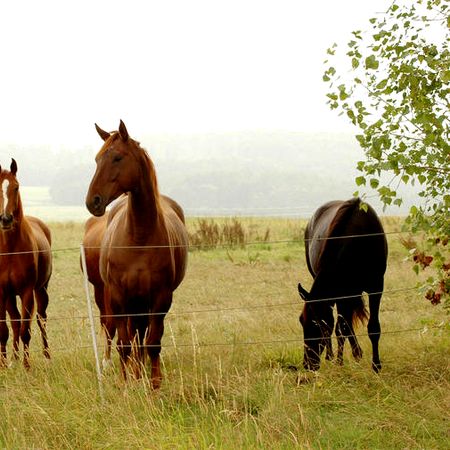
[82, 212, 116, 368]
[84, 120, 188, 388]
[0, 159, 52, 368]
[297, 197, 388, 372]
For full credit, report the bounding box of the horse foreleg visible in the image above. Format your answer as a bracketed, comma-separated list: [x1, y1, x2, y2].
[19, 289, 35, 369]
[115, 315, 131, 380]
[335, 317, 345, 365]
[102, 316, 116, 370]
[0, 301, 8, 367]
[35, 287, 50, 359]
[6, 294, 20, 360]
[368, 284, 383, 373]
[129, 313, 149, 380]
[324, 315, 334, 361]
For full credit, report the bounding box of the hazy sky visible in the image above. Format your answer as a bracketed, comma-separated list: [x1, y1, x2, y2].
[0, 0, 392, 146]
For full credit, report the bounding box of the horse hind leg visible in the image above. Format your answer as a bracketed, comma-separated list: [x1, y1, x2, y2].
[335, 312, 362, 365]
[146, 291, 172, 389]
[95, 285, 115, 370]
[6, 294, 20, 360]
[19, 289, 35, 369]
[35, 287, 50, 359]
[368, 284, 383, 373]
[0, 301, 9, 368]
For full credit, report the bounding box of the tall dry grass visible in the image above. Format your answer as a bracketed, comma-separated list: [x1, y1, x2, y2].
[0, 218, 448, 449]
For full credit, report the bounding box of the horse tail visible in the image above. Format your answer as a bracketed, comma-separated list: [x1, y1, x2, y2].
[352, 296, 369, 328]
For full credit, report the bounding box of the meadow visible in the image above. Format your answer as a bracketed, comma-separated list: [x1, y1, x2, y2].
[0, 217, 449, 449]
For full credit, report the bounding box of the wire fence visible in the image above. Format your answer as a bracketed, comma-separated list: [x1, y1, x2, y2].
[1, 228, 445, 399]
[0, 227, 409, 256]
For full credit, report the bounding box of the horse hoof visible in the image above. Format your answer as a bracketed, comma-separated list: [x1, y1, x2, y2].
[102, 358, 114, 372]
[353, 349, 363, 361]
[152, 377, 162, 390]
[372, 361, 382, 373]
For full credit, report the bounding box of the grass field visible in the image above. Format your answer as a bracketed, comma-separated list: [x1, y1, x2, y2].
[0, 217, 449, 449]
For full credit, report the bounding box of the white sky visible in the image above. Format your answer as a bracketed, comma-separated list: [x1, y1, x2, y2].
[0, 0, 393, 146]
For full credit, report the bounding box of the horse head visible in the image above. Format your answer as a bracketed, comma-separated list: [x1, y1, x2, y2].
[298, 281, 333, 371]
[0, 159, 21, 231]
[86, 120, 143, 216]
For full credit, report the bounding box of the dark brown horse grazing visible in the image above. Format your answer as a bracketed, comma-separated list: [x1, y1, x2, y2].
[0, 159, 52, 368]
[84, 120, 188, 388]
[297, 198, 388, 372]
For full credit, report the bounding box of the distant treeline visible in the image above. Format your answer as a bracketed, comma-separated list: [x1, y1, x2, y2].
[0, 132, 418, 215]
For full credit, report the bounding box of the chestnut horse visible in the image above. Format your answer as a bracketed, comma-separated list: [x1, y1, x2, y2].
[82, 212, 115, 367]
[0, 159, 52, 368]
[84, 120, 188, 388]
[297, 198, 387, 372]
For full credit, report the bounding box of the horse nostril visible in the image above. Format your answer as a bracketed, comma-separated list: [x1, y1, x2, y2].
[93, 195, 102, 207]
[0, 214, 13, 225]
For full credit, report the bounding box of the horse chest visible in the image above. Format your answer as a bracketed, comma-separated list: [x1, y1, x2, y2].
[105, 251, 172, 295]
[0, 255, 37, 291]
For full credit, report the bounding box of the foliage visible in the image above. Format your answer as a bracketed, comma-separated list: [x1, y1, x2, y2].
[324, 0, 450, 307]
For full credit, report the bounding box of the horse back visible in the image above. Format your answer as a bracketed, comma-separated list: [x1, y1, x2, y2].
[313, 198, 387, 284]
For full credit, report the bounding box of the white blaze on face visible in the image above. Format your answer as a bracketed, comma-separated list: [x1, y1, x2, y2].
[1, 179, 9, 213]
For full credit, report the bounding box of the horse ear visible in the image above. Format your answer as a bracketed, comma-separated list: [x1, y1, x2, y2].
[95, 123, 111, 142]
[118, 120, 129, 142]
[10, 158, 17, 175]
[297, 282, 310, 301]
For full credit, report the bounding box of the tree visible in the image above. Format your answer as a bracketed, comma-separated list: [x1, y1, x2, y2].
[324, 0, 449, 307]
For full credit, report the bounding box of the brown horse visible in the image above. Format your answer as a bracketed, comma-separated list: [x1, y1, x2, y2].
[84, 120, 188, 388]
[82, 212, 116, 368]
[0, 159, 52, 368]
[297, 198, 388, 372]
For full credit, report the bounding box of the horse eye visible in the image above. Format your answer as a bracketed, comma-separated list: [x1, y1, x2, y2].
[113, 154, 123, 163]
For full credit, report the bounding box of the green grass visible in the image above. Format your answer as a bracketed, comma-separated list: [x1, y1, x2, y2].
[0, 218, 449, 449]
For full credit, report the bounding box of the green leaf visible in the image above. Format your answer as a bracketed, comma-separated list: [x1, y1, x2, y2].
[365, 55, 379, 70]
[355, 176, 366, 186]
[376, 79, 388, 90]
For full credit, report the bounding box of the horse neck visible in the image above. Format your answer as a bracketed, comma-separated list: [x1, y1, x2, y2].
[126, 155, 164, 243]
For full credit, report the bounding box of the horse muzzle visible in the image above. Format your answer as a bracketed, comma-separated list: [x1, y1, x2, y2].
[86, 195, 106, 217]
[0, 214, 14, 230]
